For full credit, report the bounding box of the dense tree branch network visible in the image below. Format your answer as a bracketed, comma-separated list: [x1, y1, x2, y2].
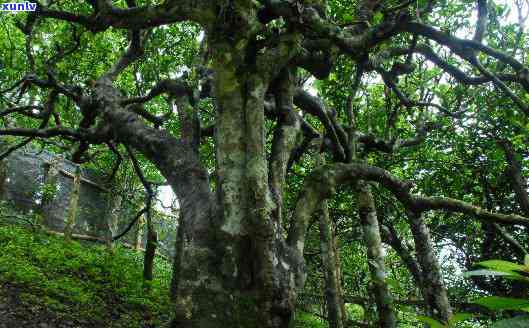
[1, 0, 529, 325]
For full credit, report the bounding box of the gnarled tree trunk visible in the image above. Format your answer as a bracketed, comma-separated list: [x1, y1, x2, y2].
[4, 1, 528, 326]
[166, 31, 303, 326]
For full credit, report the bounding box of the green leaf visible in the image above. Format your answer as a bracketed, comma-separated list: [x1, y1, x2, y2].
[417, 316, 446, 328]
[491, 316, 529, 328]
[385, 278, 400, 290]
[463, 269, 512, 277]
[473, 296, 529, 311]
[373, 12, 384, 24]
[448, 313, 474, 325]
[477, 260, 527, 273]
[342, 13, 353, 23]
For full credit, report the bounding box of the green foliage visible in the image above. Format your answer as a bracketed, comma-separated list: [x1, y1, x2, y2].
[473, 297, 529, 312]
[465, 259, 529, 281]
[0, 223, 173, 327]
[41, 182, 58, 203]
[418, 316, 446, 328]
[464, 257, 529, 326]
[418, 313, 474, 327]
[1, 0, 529, 326]
[491, 316, 529, 328]
[293, 311, 325, 328]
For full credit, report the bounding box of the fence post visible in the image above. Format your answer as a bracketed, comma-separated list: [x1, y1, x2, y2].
[105, 190, 122, 250]
[134, 216, 144, 251]
[64, 166, 81, 242]
[0, 158, 6, 199]
[41, 156, 62, 219]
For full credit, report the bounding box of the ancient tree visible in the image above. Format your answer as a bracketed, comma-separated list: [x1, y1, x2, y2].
[1, 0, 529, 326]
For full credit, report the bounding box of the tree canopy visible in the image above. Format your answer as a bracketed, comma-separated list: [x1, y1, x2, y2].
[1, 0, 529, 327]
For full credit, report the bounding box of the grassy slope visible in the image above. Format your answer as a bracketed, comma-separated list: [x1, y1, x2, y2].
[0, 221, 173, 328]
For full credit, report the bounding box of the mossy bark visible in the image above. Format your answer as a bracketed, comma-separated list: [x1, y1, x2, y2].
[269, 68, 301, 225]
[408, 211, 452, 322]
[331, 226, 347, 325]
[170, 211, 184, 301]
[170, 33, 300, 326]
[319, 200, 344, 328]
[356, 181, 397, 328]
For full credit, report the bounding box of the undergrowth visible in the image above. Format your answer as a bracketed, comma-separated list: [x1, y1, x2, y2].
[0, 208, 173, 327]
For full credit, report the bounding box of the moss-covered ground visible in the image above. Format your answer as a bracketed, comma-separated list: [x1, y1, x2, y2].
[0, 210, 173, 327]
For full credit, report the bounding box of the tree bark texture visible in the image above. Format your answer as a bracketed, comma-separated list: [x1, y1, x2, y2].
[356, 181, 397, 328]
[331, 225, 348, 325]
[408, 211, 452, 322]
[319, 200, 344, 328]
[170, 211, 185, 302]
[167, 31, 301, 326]
[143, 208, 157, 282]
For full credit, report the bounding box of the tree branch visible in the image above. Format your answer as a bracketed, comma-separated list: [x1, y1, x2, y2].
[36, 1, 214, 32]
[288, 163, 529, 254]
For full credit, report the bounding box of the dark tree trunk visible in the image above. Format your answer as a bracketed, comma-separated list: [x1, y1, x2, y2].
[165, 34, 302, 325]
[143, 211, 157, 282]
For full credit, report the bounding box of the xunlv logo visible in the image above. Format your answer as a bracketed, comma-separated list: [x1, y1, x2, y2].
[1, 2, 37, 11]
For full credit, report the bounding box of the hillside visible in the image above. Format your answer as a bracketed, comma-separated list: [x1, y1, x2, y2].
[0, 203, 173, 328]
